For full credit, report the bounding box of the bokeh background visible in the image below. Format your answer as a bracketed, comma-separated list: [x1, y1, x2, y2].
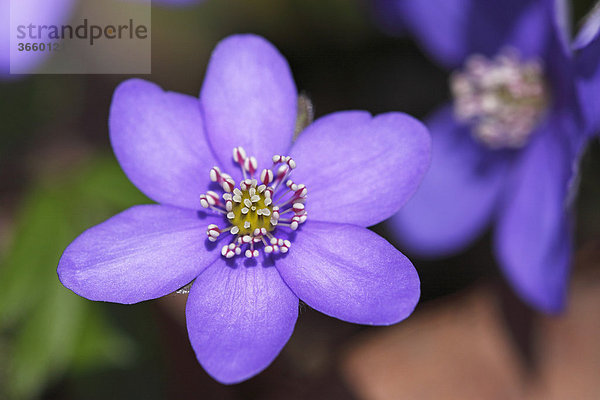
[1, 0, 599, 399]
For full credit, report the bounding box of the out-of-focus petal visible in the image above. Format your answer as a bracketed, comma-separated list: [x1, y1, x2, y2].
[58, 205, 221, 304]
[495, 122, 574, 313]
[391, 0, 540, 68]
[289, 111, 430, 227]
[1, 0, 9, 77]
[2, 0, 75, 78]
[109, 78, 218, 210]
[503, 0, 553, 59]
[186, 258, 298, 384]
[573, 2, 600, 50]
[551, 0, 573, 55]
[574, 4, 600, 136]
[200, 34, 297, 173]
[388, 106, 508, 257]
[275, 221, 420, 325]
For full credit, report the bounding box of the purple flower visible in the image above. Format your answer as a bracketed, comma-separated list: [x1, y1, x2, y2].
[377, 0, 600, 312]
[57, 34, 430, 384]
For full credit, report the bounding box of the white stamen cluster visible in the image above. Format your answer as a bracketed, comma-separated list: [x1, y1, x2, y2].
[450, 48, 548, 149]
[199, 147, 308, 259]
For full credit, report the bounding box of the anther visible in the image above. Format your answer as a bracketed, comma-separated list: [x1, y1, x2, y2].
[280, 240, 291, 253]
[210, 167, 221, 182]
[243, 157, 258, 175]
[222, 179, 235, 193]
[233, 146, 247, 164]
[206, 224, 221, 242]
[276, 165, 288, 179]
[242, 235, 252, 244]
[292, 203, 305, 213]
[260, 169, 274, 185]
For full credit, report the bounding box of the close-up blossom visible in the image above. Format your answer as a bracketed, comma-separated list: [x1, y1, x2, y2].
[378, 0, 600, 313]
[56, 34, 430, 384]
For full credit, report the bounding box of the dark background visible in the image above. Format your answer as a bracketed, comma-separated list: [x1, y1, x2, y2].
[1, 1, 599, 399]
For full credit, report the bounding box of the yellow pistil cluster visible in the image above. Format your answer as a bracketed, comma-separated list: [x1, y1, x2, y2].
[227, 183, 275, 235]
[202, 147, 307, 259]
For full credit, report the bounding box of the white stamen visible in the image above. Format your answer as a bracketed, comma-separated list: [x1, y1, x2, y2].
[210, 167, 220, 182]
[206, 148, 309, 259]
[451, 48, 548, 149]
[200, 197, 210, 209]
[233, 146, 247, 163]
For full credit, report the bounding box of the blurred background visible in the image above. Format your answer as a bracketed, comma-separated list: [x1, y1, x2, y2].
[1, 0, 599, 399]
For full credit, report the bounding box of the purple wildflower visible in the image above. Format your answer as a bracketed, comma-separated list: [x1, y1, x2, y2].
[57, 34, 431, 384]
[377, 0, 600, 312]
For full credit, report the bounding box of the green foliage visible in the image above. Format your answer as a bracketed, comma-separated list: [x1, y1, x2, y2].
[0, 156, 148, 399]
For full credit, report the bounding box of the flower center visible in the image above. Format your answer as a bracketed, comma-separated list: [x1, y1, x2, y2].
[200, 147, 307, 259]
[450, 48, 549, 149]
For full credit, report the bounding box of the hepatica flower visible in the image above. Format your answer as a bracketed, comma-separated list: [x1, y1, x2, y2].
[377, 0, 600, 312]
[57, 34, 430, 383]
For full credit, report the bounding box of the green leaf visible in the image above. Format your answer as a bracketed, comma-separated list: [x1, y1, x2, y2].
[0, 155, 148, 399]
[8, 285, 86, 399]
